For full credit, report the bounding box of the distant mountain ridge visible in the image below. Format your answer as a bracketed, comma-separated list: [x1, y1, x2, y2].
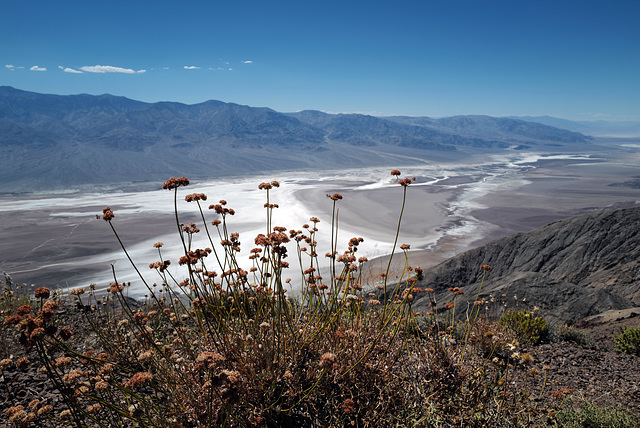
[512, 115, 640, 138]
[412, 205, 640, 323]
[0, 86, 593, 191]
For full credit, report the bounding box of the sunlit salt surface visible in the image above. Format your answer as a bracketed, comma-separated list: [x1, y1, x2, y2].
[0, 153, 596, 297]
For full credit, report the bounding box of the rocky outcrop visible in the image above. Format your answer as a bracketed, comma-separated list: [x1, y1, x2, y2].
[413, 206, 640, 323]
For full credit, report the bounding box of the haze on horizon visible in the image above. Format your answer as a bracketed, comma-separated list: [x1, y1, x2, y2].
[1, 0, 639, 122]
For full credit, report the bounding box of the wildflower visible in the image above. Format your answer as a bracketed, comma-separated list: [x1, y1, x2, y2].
[62, 369, 83, 384]
[480, 264, 491, 271]
[87, 404, 102, 414]
[4, 314, 22, 325]
[15, 304, 32, 316]
[59, 409, 73, 419]
[30, 327, 46, 341]
[55, 357, 73, 368]
[37, 405, 53, 416]
[398, 177, 413, 187]
[16, 357, 30, 370]
[326, 193, 343, 201]
[185, 192, 207, 202]
[34, 287, 50, 299]
[221, 369, 241, 384]
[319, 352, 337, 368]
[521, 353, 534, 365]
[124, 372, 154, 389]
[0, 359, 13, 371]
[41, 299, 58, 318]
[109, 282, 124, 294]
[101, 207, 115, 222]
[153, 242, 164, 248]
[138, 351, 154, 363]
[162, 176, 190, 190]
[400, 243, 410, 250]
[7, 407, 28, 425]
[391, 169, 401, 176]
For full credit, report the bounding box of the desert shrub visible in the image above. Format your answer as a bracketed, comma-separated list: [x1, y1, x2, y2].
[614, 325, 640, 356]
[499, 309, 549, 345]
[554, 323, 594, 348]
[553, 400, 638, 428]
[3, 172, 569, 427]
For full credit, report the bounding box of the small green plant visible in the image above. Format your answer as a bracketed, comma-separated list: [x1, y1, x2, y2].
[499, 309, 548, 345]
[614, 325, 640, 356]
[553, 400, 638, 428]
[555, 323, 594, 348]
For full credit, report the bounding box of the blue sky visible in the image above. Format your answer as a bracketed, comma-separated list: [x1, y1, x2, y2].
[2, 0, 639, 120]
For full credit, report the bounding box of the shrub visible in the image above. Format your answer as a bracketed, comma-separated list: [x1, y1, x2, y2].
[553, 400, 638, 428]
[614, 325, 640, 356]
[499, 309, 548, 345]
[554, 323, 594, 348]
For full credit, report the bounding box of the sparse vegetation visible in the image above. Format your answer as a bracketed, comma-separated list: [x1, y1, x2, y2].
[1, 172, 636, 427]
[499, 309, 549, 345]
[553, 399, 638, 428]
[614, 325, 640, 356]
[554, 323, 594, 348]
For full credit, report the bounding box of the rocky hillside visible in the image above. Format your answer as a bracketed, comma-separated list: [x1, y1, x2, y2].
[413, 205, 640, 324]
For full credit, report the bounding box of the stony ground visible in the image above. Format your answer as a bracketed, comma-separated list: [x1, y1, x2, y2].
[1, 297, 638, 427]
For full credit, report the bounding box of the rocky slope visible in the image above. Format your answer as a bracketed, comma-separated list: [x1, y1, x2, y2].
[413, 205, 640, 324]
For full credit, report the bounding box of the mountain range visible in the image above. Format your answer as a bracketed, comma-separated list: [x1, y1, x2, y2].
[0, 86, 594, 191]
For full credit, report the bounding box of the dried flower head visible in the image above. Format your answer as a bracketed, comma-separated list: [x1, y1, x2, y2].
[162, 176, 190, 190]
[319, 352, 337, 368]
[185, 193, 207, 202]
[34, 287, 50, 299]
[124, 371, 154, 389]
[101, 207, 115, 222]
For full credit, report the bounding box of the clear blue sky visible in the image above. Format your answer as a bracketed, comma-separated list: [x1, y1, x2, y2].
[2, 0, 639, 120]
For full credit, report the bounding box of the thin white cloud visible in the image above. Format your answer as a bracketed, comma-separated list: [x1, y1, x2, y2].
[30, 65, 47, 71]
[242, 60, 253, 64]
[5, 64, 15, 69]
[184, 65, 200, 70]
[59, 66, 83, 74]
[80, 65, 145, 74]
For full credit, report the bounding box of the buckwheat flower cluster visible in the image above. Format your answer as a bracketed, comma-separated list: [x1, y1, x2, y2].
[162, 176, 190, 190]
